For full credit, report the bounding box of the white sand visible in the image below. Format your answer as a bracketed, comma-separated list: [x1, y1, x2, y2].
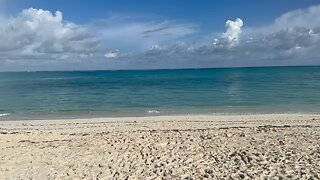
[0, 114, 320, 179]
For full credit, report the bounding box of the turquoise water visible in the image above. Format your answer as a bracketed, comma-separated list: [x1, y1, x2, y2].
[0, 66, 319, 120]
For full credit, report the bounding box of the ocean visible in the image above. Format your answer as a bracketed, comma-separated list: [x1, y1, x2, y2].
[0, 66, 319, 120]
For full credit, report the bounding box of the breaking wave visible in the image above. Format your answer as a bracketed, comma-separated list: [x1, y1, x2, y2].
[0, 113, 10, 117]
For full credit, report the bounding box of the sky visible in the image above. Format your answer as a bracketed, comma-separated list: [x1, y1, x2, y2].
[0, 0, 320, 71]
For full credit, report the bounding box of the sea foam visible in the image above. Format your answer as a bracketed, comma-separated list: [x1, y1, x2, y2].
[147, 110, 161, 114]
[0, 113, 10, 117]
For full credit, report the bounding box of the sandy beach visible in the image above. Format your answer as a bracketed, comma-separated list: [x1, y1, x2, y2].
[1, 114, 320, 179]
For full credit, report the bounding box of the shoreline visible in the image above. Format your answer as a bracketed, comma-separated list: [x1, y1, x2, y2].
[1, 111, 319, 121]
[1, 109, 319, 121]
[1, 113, 320, 179]
[1, 112, 319, 124]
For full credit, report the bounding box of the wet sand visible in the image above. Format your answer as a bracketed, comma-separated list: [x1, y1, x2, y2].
[0, 114, 320, 179]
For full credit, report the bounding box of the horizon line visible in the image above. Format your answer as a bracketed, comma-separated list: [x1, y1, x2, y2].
[0, 64, 319, 73]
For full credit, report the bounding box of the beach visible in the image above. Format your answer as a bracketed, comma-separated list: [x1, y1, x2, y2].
[0, 114, 320, 179]
[1, 0, 320, 179]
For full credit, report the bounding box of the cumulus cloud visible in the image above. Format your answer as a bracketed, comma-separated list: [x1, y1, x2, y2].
[223, 18, 243, 47]
[0, 8, 102, 65]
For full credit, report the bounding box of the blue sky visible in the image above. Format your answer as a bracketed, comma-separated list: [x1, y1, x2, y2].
[0, 0, 320, 71]
[4, 0, 319, 31]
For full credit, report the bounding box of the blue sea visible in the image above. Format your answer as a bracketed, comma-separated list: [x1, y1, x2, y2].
[0, 66, 319, 120]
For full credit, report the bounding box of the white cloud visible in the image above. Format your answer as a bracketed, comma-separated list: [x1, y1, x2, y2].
[1, 5, 320, 71]
[0, 8, 102, 63]
[93, 16, 198, 51]
[117, 6, 320, 69]
[104, 49, 120, 59]
[223, 18, 243, 47]
[246, 5, 320, 36]
[272, 5, 320, 30]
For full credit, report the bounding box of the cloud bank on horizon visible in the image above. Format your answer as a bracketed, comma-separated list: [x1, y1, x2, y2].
[0, 5, 320, 71]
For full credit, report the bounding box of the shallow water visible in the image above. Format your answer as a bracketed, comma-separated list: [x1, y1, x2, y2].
[0, 66, 319, 120]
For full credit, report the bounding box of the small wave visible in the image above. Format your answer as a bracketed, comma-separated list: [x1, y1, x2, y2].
[147, 110, 161, 114]
[0, 113, 10, 117]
